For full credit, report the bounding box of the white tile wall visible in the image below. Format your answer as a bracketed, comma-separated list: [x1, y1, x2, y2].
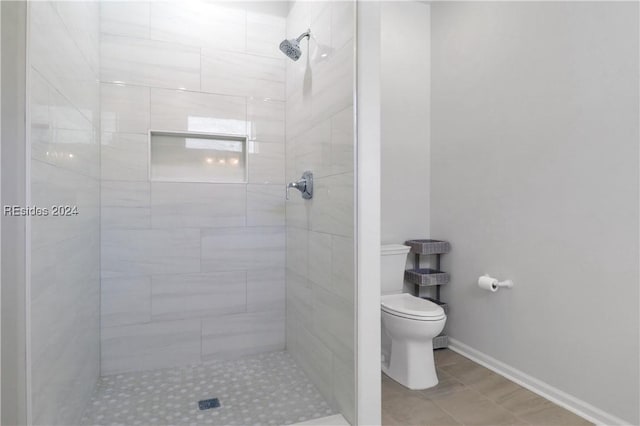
[149, 2, 246, 52]
[100, 1, 150, 38]
[247, 98, 286, 143]
[150, 183, 246, 228]
[101, 132, 148, 181]
[201, 226, 286, 272]
[99, 1, 288, 374]
[248, 141, 286, 184]
[101, 35, 201, 90]
[101, 319, 202, 374]
[201, 310, 285, 361]
[151, 271, 246, 320]
[285, 2, 356, 423]
[247, 10, 288, 58]
[29, 2, 101, 424]
[201, 49, 286, 100]
[247, 184, 286, 226]
[101, 228, 201, 277]
[101, 180, 150, 208]
[247, 268, 286, 312]
[101, 83, 150, 134]
[101, 277, 152, 327]
[149, 88, 246, 134]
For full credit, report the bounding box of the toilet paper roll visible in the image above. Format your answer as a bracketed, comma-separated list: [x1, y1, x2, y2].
[478, 275, 499, 292]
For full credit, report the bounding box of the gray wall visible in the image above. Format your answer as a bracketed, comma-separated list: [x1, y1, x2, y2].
[284, 1, 356, 422]
[28, 2, 101, 424]
[431, 2, 639, 424]
[381, 1, 431, 246]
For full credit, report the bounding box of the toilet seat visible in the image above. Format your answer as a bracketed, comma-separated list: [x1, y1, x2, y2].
[381, 293, 445, 321]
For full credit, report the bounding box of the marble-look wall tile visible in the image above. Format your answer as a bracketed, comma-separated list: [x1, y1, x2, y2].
[101, 319, 201, 374]
[290, 321, 334, 404]
[248, 141, 286, 184]
[247, 11, 287, 58]
[308, 2, 331, 68]
[101, 276, 152, 327]
[101, 35, 201, 90]
[312, 284, 354, 366]
[101, 132, 149, 181]
[286, 227, 308, 278]
[30, 2, 100, 424]
[55, 1, 100, 73]
[32, 72, 99, 179]
[285, 269, 313, 330]
[151, 182, 246, 228]
[285, 2, 355, 421]
[102, 228, 200, 277]
[201, 226, 285, 272]
[310, 173, 354, 237]
[30, 2, 99, 125]
[201, 311, 285, 361]
[101, 83, 150, 134]
[247, 98, 285, 143]
[311, 40, 354, 126]
[247, 184, 285, 227]
[285, 86, 313, 140]
[150, 2, 246, 52]
[293, 120, 332, 178]
[308, 231, 332, 290]
[332, 354, 356, 423]
[98, 1, 288, 375]
[101, 206, 151, 230]
[151, 271, 246, 320]
[332, 235, 355, 303]
[331, 106, 355, 175]
[201, 49, 285, 100]
[100, 1, 150, 38]
[247, 268, 286, 312]
[150, 88, 246, 135]
[285, 193, 310, 230]
[101, 180, 150, 208]
[331, 2, 355, 51]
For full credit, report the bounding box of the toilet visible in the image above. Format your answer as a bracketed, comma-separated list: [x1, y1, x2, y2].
[381, 244, 446, 390]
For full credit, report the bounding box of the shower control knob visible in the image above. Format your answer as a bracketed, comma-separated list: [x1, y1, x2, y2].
[286, 171, 313, 200]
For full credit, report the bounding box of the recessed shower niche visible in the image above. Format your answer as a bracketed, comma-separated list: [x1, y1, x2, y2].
[150, 131, 248, 183]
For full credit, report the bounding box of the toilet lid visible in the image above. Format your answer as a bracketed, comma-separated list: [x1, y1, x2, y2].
[381, 293, 445, 319]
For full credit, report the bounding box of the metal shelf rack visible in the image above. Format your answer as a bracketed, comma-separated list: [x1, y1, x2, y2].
[404, 239, 451, 349]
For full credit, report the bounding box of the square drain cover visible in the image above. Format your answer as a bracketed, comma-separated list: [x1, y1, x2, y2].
[198, 398, 221, 410]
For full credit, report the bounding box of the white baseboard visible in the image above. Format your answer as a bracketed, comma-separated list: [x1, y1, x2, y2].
[448, 338, 631, 426]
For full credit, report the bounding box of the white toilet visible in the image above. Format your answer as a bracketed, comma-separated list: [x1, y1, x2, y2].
[380, 244, 446, 390]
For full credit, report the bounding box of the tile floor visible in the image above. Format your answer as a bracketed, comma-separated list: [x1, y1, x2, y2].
[81, 351, 336, 426]
[382, 349, 593, 426]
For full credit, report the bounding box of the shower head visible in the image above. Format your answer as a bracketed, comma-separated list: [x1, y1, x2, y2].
[279, 30, 310, 61]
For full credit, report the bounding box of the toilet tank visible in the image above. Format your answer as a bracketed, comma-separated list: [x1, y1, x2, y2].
[381, 244, 411, 294]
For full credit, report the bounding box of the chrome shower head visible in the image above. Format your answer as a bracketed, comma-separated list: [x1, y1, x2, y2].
[279, 30, 310, 61]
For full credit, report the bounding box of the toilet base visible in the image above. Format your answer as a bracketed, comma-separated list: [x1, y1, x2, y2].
[381, 338, 439, 390]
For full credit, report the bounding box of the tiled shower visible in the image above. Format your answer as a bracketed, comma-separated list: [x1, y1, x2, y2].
[25, 1, 356, 425]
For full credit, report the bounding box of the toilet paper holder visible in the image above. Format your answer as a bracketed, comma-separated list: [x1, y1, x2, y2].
[478, 274, 514, 291]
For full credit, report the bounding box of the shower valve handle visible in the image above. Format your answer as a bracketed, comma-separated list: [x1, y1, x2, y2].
[286, 171, 313, 200]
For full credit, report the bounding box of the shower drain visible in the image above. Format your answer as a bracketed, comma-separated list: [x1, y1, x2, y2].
[198, 398, 221, 410]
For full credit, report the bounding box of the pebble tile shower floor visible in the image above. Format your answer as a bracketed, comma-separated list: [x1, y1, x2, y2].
[81, 351, 336, 426]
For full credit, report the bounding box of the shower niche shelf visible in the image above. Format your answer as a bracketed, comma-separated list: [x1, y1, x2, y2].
[405, 238, 451, 349]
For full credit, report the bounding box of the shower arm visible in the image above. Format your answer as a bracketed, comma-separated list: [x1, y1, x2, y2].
[296, 30, 311, 42]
